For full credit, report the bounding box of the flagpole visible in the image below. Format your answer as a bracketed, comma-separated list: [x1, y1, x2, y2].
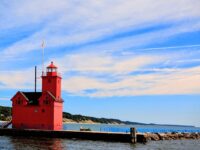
[42, 40, 45, 76]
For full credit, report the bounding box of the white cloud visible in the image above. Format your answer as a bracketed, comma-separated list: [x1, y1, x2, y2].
[0, 0, 69, 29]
[1, 19, 200, 62]
[1, 50, 200, 97]
[1, 0, 200, 59]
[0, 97, 10, 101]
[55, 52, 163, 74]
[62, 66, 200, 97]
[53, 52, 200, 97]
[0, 69, 36, 90]
[0, 0, 200, 97]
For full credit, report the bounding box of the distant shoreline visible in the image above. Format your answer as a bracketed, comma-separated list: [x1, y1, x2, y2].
[62, 118, 124, 125]
[1, 119, 196, 128]
[0, 105, 197, 128]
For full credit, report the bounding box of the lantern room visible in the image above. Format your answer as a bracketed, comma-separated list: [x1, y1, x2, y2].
[46, 61, 58, 76]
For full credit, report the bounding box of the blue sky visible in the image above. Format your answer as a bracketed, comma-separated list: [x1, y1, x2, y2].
[0, 0, 200, 126]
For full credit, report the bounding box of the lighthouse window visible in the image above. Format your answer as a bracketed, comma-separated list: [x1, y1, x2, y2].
[17, 99, 21, 105]
[48, 79, 51, 83]
[42, 109, 45, 113]
[47, 68, 51, 72]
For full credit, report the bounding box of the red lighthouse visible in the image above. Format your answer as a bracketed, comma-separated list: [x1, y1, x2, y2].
[11, 62, 63, 130]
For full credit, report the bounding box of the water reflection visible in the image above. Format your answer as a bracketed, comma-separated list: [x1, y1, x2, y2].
[1, 135, 199, 150]
[0, 136, 135, 150]
[9, 136, 64, 150]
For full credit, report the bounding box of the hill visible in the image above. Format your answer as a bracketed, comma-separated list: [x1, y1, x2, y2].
[0, 106, 12, 121]
[62, 112, 146, 125]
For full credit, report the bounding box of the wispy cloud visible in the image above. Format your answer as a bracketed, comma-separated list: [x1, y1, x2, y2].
[1, 45, 200, 97]
[1, 0, 200, 59]
[0, 0, 200, 98]
[55, 53, 164, 74]
[0, 69, 35, 90]
[62, 65, 200, 97]
[0, 97, 10, 101]
[58, 49, 200, 97]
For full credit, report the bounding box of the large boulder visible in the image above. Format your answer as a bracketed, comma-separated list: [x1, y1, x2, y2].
[197, 133, 200, 139]
[183, 133, 191, 139]
[149, 133, 160, 141]
[143, 133, 152, 141]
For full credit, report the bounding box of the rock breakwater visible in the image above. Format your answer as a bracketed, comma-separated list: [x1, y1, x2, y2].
[142, 132, 200, 142]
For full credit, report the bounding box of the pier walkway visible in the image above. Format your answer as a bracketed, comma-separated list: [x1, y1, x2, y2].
[0, 128, 143, 143]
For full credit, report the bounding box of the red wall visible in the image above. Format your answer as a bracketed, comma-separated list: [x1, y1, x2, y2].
[12, 92, 63, 130]
[42, 76, 62, 100]
[53, 102, 63, 130]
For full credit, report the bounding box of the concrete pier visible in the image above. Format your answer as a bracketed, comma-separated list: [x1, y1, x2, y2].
[0, 128, 144, 143]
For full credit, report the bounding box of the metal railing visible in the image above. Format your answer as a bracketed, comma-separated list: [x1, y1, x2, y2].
[42, 72, 61, 77]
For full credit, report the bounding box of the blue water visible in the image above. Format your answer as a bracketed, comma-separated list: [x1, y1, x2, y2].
[63, 123, 200, 133]
[1, 121, 200, 133]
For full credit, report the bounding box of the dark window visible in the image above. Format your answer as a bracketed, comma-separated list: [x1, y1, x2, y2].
[48, 79, 51, 83]
[42, 109, 45, 113]
[17, 99, 21, 105]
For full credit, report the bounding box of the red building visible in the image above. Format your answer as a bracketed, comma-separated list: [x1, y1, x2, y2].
[11, 62, 63, 130]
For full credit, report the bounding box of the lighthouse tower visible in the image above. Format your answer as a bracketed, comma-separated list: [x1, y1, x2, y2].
[11, 62, 63, 130]
[42, 61, 62, 100]
[41, 61, 63, 130]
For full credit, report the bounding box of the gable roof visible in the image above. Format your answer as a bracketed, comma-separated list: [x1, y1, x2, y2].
[21, 92, 42, 105]
[11, 91, 63, 105]
[46, 91, 64, 103]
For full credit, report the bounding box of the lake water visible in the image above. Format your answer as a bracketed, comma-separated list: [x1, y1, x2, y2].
[63, 123, 200, 133]
[0, 122, 200, 149]
[0, 136, 200, 150]
[1, 121, 200, 133]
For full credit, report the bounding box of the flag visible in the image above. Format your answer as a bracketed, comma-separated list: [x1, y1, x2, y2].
[41, 40, 45, 48]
